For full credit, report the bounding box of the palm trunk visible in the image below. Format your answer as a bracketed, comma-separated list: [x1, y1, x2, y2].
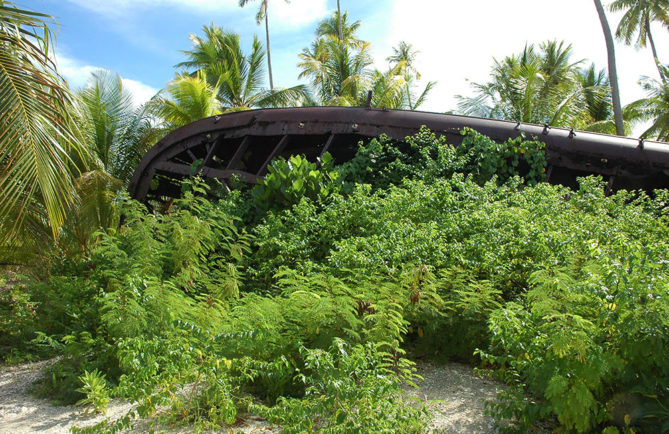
[337, 0, 343, 41]
[264, 0, 274, 90]
[594, 0, 624, 136]
[645, 16, 666, 84]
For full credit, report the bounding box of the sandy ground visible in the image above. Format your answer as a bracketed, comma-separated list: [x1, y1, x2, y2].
[405, 361, 501, 433]
[0, 359, 505, 433]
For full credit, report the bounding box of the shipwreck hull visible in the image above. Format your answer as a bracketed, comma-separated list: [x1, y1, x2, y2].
[129, 107, 669, 202]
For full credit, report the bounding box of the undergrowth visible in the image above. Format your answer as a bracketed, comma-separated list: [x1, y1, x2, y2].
[2, 127, 668, 433]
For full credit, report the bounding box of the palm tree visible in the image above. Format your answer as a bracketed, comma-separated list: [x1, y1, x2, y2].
[0, 2, 87, 242]
[577, 64, 612, 123]
[594, 0, 625, 135]
[65, 70, 159, 250]
[387, 41, 421, 79]
[299, 40, 432, 110]
[301, 20, 434, 109]
[178, 25, 307, 111]
[316, 10, 363, 48]
[365, 67, 408, 109]
[625, 67, 669, 140]
[457, 41, 585, 127]
[239, 0, 289, 90]
[150, 71, 223, 131]
[300, 12, 369, 105]
[298, 38, 332, 102]
[360, 65, 431, 110]
[77, 70, 158, 186]
[387, 41, 436, 110]
[609, 0, 669, 83]
[573, 63, 631, 134]
[403, 80, 435, 111]
[299, 38, 372, 105]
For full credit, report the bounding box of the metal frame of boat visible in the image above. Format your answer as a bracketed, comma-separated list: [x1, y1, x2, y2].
[129, 107, 669, 202]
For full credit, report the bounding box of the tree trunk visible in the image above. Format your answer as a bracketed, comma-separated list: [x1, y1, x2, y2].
[337, 0, 343, 41]
[264, 0, 274, 90]
[646, 16, 666, 84]
[594, 0, 624, 136]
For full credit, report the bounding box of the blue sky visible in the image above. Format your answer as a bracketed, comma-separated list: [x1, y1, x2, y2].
[17, 0, 669, 122]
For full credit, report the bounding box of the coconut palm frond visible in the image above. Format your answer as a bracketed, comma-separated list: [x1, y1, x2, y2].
[0, 188, 52, 265]
[609, 0, 669, 82]
[176, 25, 300, 113]
[456, 83, 500, 119]
[149, 71, 222, 130]
[456, 40, 604, 128]
[316, 10, 364, 48]
[0, 2, 87, 242]
[62, 169, 122, 252]
[254, 85, 310, 108]
[624, 76, 669, 140]
[363, 68, 407, 109]
[78, 70, 158, 185]
[409, 80, 436, 110]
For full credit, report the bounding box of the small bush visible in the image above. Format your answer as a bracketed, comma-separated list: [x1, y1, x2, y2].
[76, 369, 111, 414]
[251, 153, 341, 213]
[253, 339, 428, 433]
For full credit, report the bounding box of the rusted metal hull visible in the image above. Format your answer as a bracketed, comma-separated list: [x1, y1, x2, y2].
[129, 107, 669, 201]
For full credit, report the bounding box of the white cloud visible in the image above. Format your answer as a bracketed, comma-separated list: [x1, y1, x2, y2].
[270, 0, 328, 27]
[56, 56, 99, 89]
[384, 0, 669, 119]
[55, 54, 158, 108]
[121, 78, 160, 106]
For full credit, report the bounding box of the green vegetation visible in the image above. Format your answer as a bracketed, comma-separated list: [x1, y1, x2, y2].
[3, 126, 668, 433]
[339, 127, 546, 190]
[252, 153, 342, 213]
[2, 1, 669, 433]
[148, 71, 224, 130]
[610, 0, 669, 83]
[457, 40, 627, 134]
[0, 2, 87, 242]
[173, 25, 308, 112]
[626, 65, 669, 141]
[298, 12, 435, 108]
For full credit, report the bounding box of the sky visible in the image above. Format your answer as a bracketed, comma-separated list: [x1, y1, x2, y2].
[18, 0, 669, 125]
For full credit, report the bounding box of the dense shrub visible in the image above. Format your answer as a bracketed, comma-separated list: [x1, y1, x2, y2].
[19, 180, 430, 431]
[254, 339, 427, 433]
[6, 127, 669, 433]
[0, 275, 40, 363]
[247, 175, 668, 431]
[30, 182, 250, 404]
[480, 240, 669, 432]
[339, 126, 546, 189]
